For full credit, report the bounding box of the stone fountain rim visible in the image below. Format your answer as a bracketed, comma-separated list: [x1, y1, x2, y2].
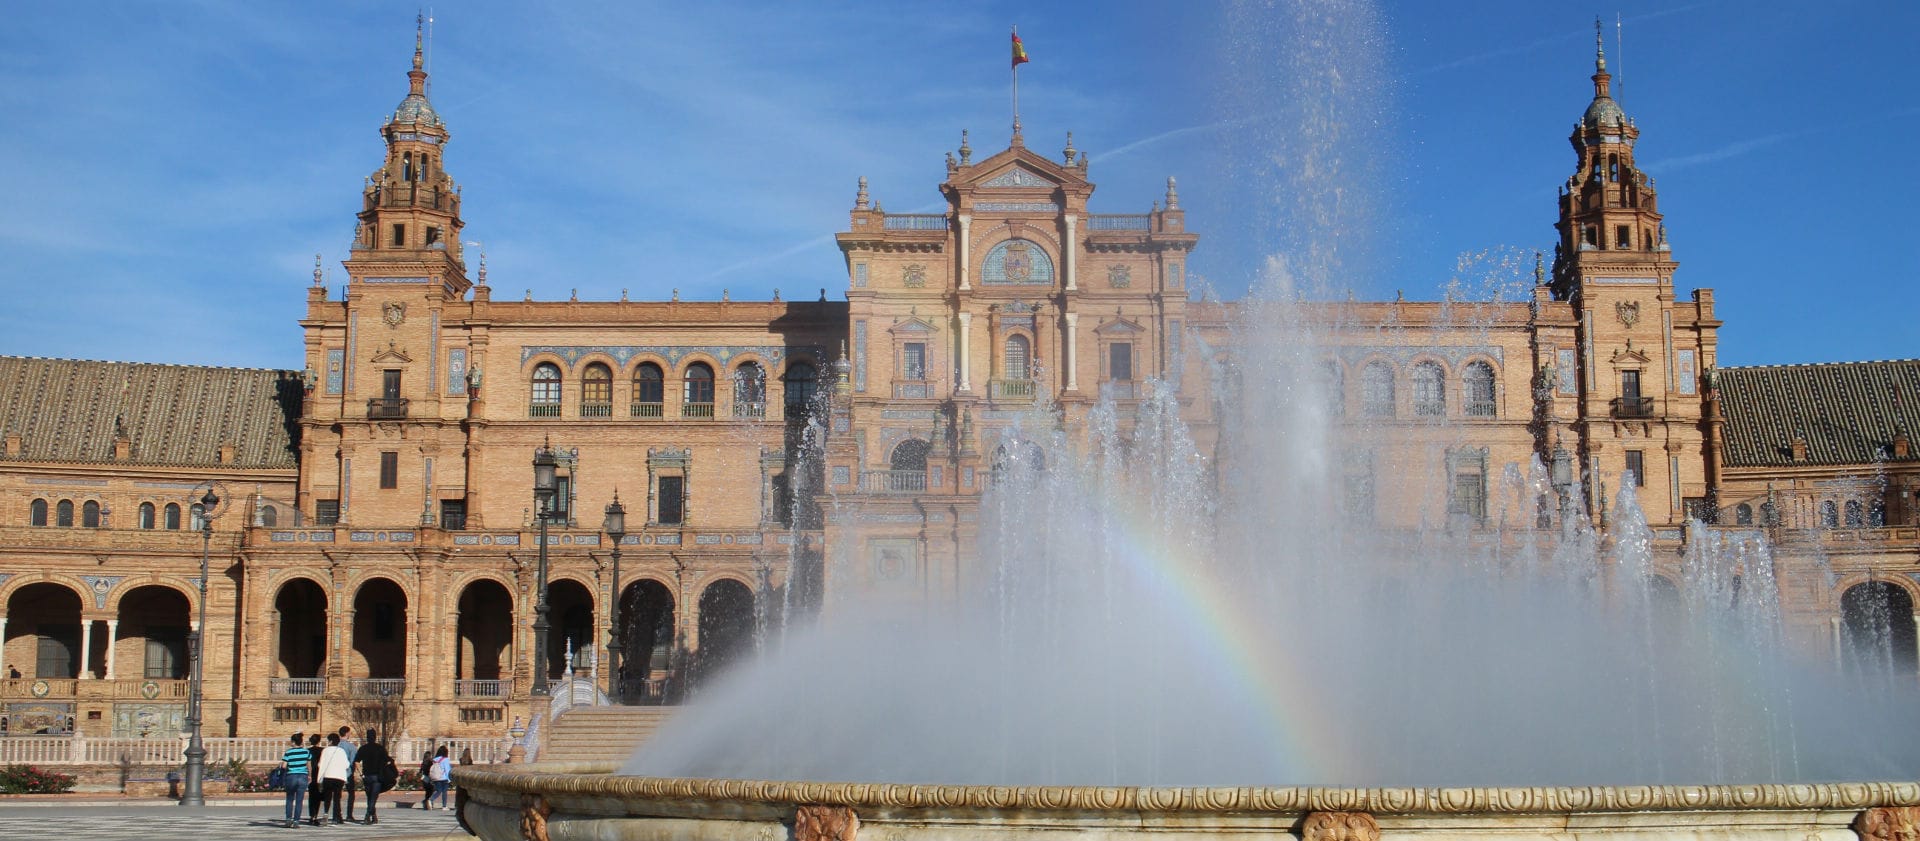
[455, 764, 1920, 814]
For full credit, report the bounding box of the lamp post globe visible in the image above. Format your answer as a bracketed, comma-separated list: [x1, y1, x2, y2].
[181, 488, 218, 806]
[531, 443, 558, 698]
[603, 494, 627, 704]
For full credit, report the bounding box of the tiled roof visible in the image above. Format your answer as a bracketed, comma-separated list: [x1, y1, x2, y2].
[1716, 359, 1920, 467]
[0, 356, 301, 469]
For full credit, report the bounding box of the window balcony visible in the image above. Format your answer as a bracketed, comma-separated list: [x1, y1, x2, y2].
[1100, 380, 1137, 401]
[631, 402, 663, 419]
[734, 401, 766, 419]
[861, 470, 927, 493]
[453, 679, 514, 699]
[990, 378, 1035, 400]
[349, 678, 406, 699]
[366, 397, 410, 419]
[785, 401, 814, 421]
[682, 402, 715, 419]
[1465, 401, 1498, 418]
[580, 403, 612, 418]
[529, 403, 562, 418]
[269, 677, 328, 698]
[1611, 396, 1655, 418]
[893, 380, 934, 399]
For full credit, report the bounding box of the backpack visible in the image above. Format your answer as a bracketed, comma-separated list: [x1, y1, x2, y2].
[380, 755, 398, 789]
[267, 766, 286, 789]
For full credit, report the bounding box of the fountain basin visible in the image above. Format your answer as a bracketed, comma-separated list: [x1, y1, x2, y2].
[455, 764, 1920, 841]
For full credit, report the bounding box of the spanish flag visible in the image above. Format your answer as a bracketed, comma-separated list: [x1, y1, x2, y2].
[1011, 28, 1030, 69]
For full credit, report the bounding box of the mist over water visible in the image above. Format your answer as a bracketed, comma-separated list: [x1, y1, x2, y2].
[625, 1, 1920, 786]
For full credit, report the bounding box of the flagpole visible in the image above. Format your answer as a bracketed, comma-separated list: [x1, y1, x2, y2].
[1011, 25, 1021, 140]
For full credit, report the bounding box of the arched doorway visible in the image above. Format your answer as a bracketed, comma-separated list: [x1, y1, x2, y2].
[455, 580, 513, 697]
[274, 579, 328, 687]
[5, 582, 83, 680]
[546, 580, 595, 683]
[616, 580, 675, 704]
[351, 579, 408, 694]
[693, 579, 755, 688]
[116, 586, 190, 681]
[1841, 581, 1918, 677]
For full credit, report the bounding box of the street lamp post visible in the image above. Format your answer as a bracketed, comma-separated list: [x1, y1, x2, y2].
[531, 444, 557, 698]
[1550, 443, 1574, 525]
[180, 488, 218, 807]
[603, 494, 627, 705]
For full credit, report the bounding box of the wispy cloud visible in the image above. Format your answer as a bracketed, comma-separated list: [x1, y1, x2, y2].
[1415, 5, 1711, 76]
[1643, 107, 1920, 173]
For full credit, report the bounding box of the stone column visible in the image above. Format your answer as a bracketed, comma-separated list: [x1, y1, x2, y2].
[957, 312, 973, 392]
[957, 214, 972, 291]
[0, 616, 8, 679]
[1062, 214, 1077, 291]
[80, 620, 94, 679]
[1064, 312, 1079, 392]
[104, 620, 118, 680]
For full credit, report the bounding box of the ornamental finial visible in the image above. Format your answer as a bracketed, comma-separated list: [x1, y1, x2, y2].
[1165, 176, 1179, 210]
[855, 176, 870, 210]
[312, 254, 324, 287]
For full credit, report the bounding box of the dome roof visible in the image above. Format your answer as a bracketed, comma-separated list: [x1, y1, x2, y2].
[1584, 95, 1626, 129]
[392, 92, 441, 127]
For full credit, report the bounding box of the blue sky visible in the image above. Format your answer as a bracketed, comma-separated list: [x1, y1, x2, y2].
[0, 1, 1912, 369]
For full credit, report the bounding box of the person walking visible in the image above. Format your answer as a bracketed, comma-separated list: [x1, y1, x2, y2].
[356, 729, 394, 825]
[305, 732, 325, 825]
[317, 732, 350, 824]
[428, 745, 453, 810]
[279, 732, 310, 828]
[416, 748, 435, 808]
[336, 725, 359, 822]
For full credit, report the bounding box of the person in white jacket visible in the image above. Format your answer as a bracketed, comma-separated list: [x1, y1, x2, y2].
[315, 732, 351, 825]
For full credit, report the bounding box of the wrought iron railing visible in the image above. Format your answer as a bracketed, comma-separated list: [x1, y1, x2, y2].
[1611, 396, 1655, 418]
[269, 677, 327, 698]
[862, 470, 927, 493]
[989, 379, 1035, 400]
[367, 397, 410, 419]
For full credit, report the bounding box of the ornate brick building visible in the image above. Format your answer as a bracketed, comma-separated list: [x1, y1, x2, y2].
[1, 36, 1914, 740]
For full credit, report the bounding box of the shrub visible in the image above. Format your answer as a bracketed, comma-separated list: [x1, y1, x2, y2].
[0, 765, 77, 794]
[217, 759, 276, 793]
[393, 768, 424, 791]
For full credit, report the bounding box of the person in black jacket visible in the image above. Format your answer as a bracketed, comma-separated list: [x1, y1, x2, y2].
[355, 730, 394, 825]
[305, 732, 325, 826]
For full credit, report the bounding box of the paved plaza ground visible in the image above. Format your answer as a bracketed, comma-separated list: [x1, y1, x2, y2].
[0, 799, 469, 841]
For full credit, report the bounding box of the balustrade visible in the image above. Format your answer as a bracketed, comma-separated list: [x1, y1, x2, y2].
[269, 677, 327, 698]
[862, 470, 927, 494]
[454, 679, 514, 699]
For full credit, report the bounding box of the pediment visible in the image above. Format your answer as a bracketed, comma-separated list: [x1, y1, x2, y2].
[1094, 318, 1145, 335]
[1609, 342, 1651, 365]
[370, 340, 413, 364]
[889, 317, 939, 335]
[981, 166, 1054, 189]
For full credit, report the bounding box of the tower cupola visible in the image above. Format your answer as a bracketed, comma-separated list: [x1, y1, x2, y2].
[345, 20, 468, 294]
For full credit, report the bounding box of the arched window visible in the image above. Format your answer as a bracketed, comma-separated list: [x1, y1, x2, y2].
[890, 439, 930, 473]
[1870, 501, 1888, 528]
[580, 363, 612, 417]
[1361, 363, 1395, 417]
[1735, 503, 1753, 526]
[164, 503, 181, 530]
[138, 502, 155, 529]
[684, 362, 715, 416]
[632, 363, 665, 417]
[260, 505, 278, 527]
[734, 362, 766, 418]
[56, 499, 74, 527]
[1004, 335, 1031, 381]
[1412, 362, 1445, 416]
[30, 499, 47, 527]
[530, 362, 563, 417]
[82, 501, 100, 528]
[1841, 582, 1919, 677]
[1820, 500, 1839, 529]
[784, 362, 818, 419]
[1845, 500, 1865, 528]
[1462, 362, 1496, 417]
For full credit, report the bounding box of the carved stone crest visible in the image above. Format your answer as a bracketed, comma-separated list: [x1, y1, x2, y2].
[1301, 811, 1380, 841]
[794, 804, 860, 841]
[1615, 300, 1640, 328]
[1003, 241, 1033, 283]
[1107, 264, 1132, 288]
[519, 793, 552, 841]
[902, 264, 927, 288]
[382, 301, 407, 328]
[1856, 807, 1920, 841]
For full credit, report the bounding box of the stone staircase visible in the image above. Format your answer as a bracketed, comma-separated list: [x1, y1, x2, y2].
[539, 706, 676, 764]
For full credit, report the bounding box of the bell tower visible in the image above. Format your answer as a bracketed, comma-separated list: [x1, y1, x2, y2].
[345, 20, 468, 293]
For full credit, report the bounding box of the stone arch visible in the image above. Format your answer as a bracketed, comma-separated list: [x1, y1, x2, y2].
[889, 438, 931, 473]
[350, 577, 409, 681]
[616, 577, 677, 703]
[101, 575, 199, 616]
[455, 578, 515, 686]
[545, 577, 596, 682]
[0, 572, 93, 615]
[115, 585, 191, 681]
[692, 577, 756, 688]
[5, 581, 85, 679]
[1408, 357, 1449, 417]
[273, 577, 329, 680]
[1840, 580, 1918, 677]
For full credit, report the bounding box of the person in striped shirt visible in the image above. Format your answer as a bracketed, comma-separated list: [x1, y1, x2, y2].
[280, 732, 310, 828]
